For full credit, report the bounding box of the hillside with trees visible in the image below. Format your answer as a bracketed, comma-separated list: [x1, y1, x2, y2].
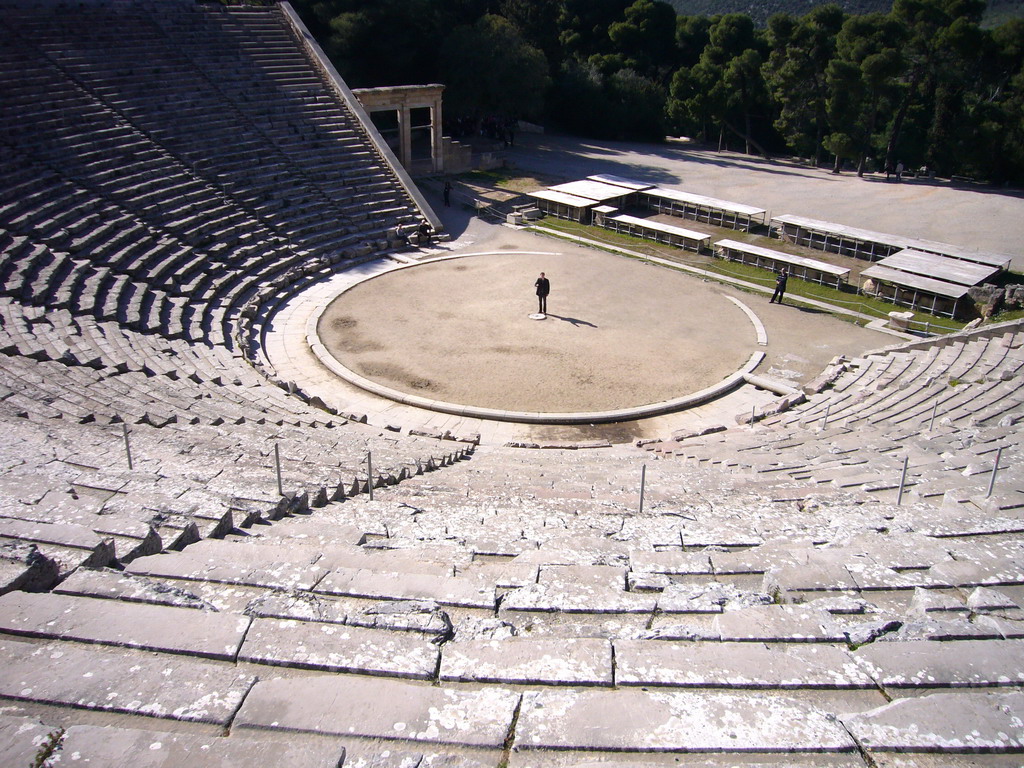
[666, 0, 893, 26]
[292, 0, 1024, 186]
[666, 0, 1022, 26]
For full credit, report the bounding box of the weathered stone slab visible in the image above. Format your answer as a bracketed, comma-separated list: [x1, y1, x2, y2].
[615, 640, 874, 688]
[868, 756, 1024, 767]
[714, 605, 845, 642]
[502, 565, 656, 614]
[0, 715, 58, 768]
[239, 617, 439, 679]
[344, 748, 494, 768]
[879, 616, 1001, 642]
[346, 600, 455, 637]
[244, 590, 349, 624]
[804, 594, 873, 615]
[854, 639, 1024, 688]
[711, 540, 814, 575]
[968, 586, 1023, 615]
[908, 587, 969, 617]
[539, 564, 626, 589]
[459, 559, 539, 589]
[0, 591, 249, 660]
[184, 538, 331, 565]
[314, 567, 495, 609]
[838, 533, 952, 572]
[763, 561, 858, 593]
[535, 535, 630, 566]
[976, 615, 1024, 639]
[192, 539, 442, 575]
[353, 543, 467, 573]
[656, 582, 771, 614]
[0, 638, 254, 724]
[845, 561, 945, 591]
[54, 724, 345, 767]
[0, 515, 112, 553]
[629, 550, 713, 575]
[682, 525, 764, 549]
[514, 688, 857, 752]
[930, 554, 1024, 588]
[629, 571, 670, 592]
[439, 637, 612, 685]
[235, 675, 520, 748]
[842, 691, 1024, 752]
[126, 551, 323, 591]
[467, 536, 538, 558]
[54, 567, 215, 610]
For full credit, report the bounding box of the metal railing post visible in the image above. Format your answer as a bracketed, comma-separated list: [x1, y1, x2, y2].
[366, 451, 374, 501]
[896, 455, 909, 505]
[929, 400, 939, 432]
[274, 442, 283, 496]
[821, 404, 831, 430]
[122, 423, 133, 470]
[638, 464, 646, 515]
[986, 446, 1004, 499]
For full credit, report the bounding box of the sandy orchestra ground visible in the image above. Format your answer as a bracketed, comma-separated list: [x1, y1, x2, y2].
[318, 250, 757, 413]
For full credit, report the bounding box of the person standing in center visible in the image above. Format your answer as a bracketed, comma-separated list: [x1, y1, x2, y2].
[535, 272, 550, 315]
[770, 268, 788, 304]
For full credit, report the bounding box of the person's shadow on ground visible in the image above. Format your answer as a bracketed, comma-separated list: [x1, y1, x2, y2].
[547, 314, 598, 328]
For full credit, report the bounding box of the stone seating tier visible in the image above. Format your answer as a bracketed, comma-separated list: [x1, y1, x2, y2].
[3, 1, 1024, 763]
[4, 443, 1024, 761]
[1, 17, 418, 272]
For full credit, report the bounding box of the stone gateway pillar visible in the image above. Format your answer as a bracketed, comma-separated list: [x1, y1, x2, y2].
[352, 84, 445, 176]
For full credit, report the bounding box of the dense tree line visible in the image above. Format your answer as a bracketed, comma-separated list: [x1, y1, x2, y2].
[666, 1, 892, 27]
[292, 0, 1024, 184]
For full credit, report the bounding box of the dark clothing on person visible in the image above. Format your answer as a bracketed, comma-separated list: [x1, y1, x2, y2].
[443, 182, 452, 207]
[535, 275, 550, 314]
[417, 222, 431, 245]
[770, 271, 788, 304]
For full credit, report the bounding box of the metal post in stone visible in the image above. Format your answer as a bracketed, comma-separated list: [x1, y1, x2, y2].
[896, 455, 909, 505]
[986, 446, 1004, 499]
[366, 451, 374, 501]
[639, 464, 647, 515]
[122, 423, 133, 470]
[274, 443, 283, 497]
[749, 405, 756, 427]
[821, 404, 831, 430]
[929, 400, 939, 432]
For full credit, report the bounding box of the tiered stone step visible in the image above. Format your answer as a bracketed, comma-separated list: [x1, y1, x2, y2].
[646, 330, 1023, 506]
[0, 391, 474, 588]
[1, 441, 1023, 760]
[1, 720, 346, 767]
